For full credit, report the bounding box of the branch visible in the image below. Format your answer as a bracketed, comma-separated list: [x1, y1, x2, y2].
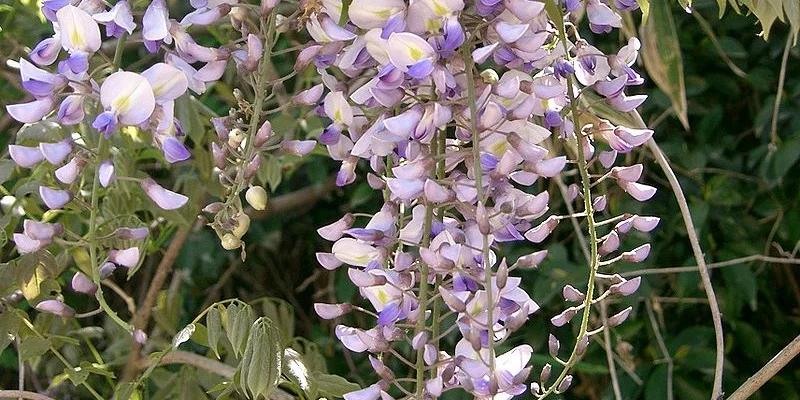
[727, 334, 800, 400]
[620, 254, 800, 277]
[0, 391, 55, 400]
[121, 227, 192, 381]
[645, 137, 725, 400]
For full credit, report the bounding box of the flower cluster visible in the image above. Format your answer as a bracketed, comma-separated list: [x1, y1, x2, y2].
[305, 0, 657, 397]
[4, 0, 243, 323]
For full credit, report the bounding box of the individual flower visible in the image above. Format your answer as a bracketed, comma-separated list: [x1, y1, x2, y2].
[93, 71, 156, 137]
[56, 5, 102, 73]
[93, 0, 136, 37]
[141, 178, 188, 210]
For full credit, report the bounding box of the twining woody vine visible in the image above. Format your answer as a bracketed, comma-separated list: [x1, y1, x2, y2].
[4, 0, 659, 398]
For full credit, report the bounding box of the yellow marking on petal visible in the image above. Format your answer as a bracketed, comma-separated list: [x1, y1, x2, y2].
[376, 288, 390, 304]
[409, 46, 424, 61]
[334, 109, 343, 123]
[431, 0, 449, 16]
[489, 140, 509, 157]
[70, 28, 84, 48]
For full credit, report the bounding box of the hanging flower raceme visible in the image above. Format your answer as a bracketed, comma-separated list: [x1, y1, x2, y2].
[303, 0, 656, 397]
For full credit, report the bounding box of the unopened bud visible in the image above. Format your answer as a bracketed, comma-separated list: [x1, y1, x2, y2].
[261, 0, 278, 15]
[244, 156, 261, 180]
[412, 331, 428, 350]
[313, 302, 352, 319]
[551, 308, 577, 327]
[622, 244, 651, 262]
[515, 250, 548, 269]
[593, 195, 607, 212]
[548, 334, 560, 357]
[610, 276, 641, 296]
[35, 299, 75, 318]
[228, 128, 245, 148]
[476, 201, 490, 235]
[203, 202, 225, 213]
[599, 230, 620, 256]
[71, 272, 97, 295]
[562, 284, 585, 302]
[231, 214, 250, 238]
[608, 306, 632, 327]
[220, 233, 241, 250]
[211, 142, 227, 170]
[575, 334, 590, 356]
[134, 329, 148, 344]
[480, 69, 499, 84]
[245, 186, 268, 211]
[254, 121, 272, 148]
[530, 382, 541, 395]
[557, 375, 573, 393]
[496, 259, 509, 289]
[540, 363, 552, 383]
[439, 287, 466, 313]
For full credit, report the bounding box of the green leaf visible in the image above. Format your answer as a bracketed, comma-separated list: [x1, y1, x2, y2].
[0, 311, 20, 353]
[15, 121, 62, 143]
[639, 0, 689, 130]
[739, 0, 780, 39]
[19, 336, 51, 362]
[639, 0, 651, 25]
[257, 297, 294, 346]
[644, 364, 668, 400]
[207, 306, 223, 358]
[236, 317, 282, 399]
[312, 372, 360, 398]
[224, 304, 255, 358]
[282, 348, 315, 399]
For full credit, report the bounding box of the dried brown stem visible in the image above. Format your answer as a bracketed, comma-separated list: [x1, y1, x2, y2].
[727, 334, 800, 400]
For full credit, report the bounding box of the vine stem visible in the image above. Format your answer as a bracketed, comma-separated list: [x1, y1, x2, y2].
[540, 1, 600, 396]
[0, 391, 55, 400]
[634, 112, 724, 399]
[727, 333, 800, 400]
[462, 35, 496, 376]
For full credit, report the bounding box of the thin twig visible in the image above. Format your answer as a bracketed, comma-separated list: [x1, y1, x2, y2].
[769, 31, 796, 149]
[620, 254, 800, 277]
[646, 300, 674, 400]
[121, 227, 192, 381]
[727, 334, 800, 400]
[0, 391, 55, 400]
[645, 135, 725, 400]
[598, 284, 623, 400]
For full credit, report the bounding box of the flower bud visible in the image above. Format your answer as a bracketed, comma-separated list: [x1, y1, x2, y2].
[245, 186, 268, 211]
[39, 186, 72, 209]
[611, 164, 643, 182]
[530, 382, 541, 395]
[610, 276, 641, 296]
[134, 329, 148, 344]
[13, 233, 49, 254]
[203, 202, 225, 213]
[551, 307, 577, 327]
[593, 195, 607, 212]
[412, 331, 428, 350]
[480, 69, 499, 83]
[254, 121, 272, 148]
[566, 184, 579, 202]
[548, 334, 560, 357]
[292, 83, 324, 106]
[244, 156, 261, 180]
[599, 230, 620, 256]
[633, 216, 660, 232]
[622, 244, 650, 262]
[557, 375, 573, 393]
[496, 259, 509, 289]
[608, 306, 632, 327]
[227, 128, 245, 148]
[99, 160, 115, 187]
[575, 334, 590, 356]
[515, 250, 548, 269]
[109, 247, 140, 268]
[599, 150, 617, 168]
[99, 262, 117, 278]
[35, 299, 75, 317]
[211, 117, 230, 142]
[524, 215, 559, 243]
[317, 214, 354, 241]
[282, 140, 317, 156]
[620, 181, 657, 201]
[211, 142, 227, 170]
[231, 213, 250, 238]
[220, 233, 241, 250]
[71, 271, 97, 295]
[314, 302, 352, 319]
[540, 363, 552, 384]
[316, 252, 343, 270]
[562, 284, 585, 302]
[114, 227, 149, 240]
[24, 220, 64, 240]
[476, 201, 490, 235]
[438, 287, 466, 312]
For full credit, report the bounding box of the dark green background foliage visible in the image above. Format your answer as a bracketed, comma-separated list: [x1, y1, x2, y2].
[1, 0, 798, 398]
